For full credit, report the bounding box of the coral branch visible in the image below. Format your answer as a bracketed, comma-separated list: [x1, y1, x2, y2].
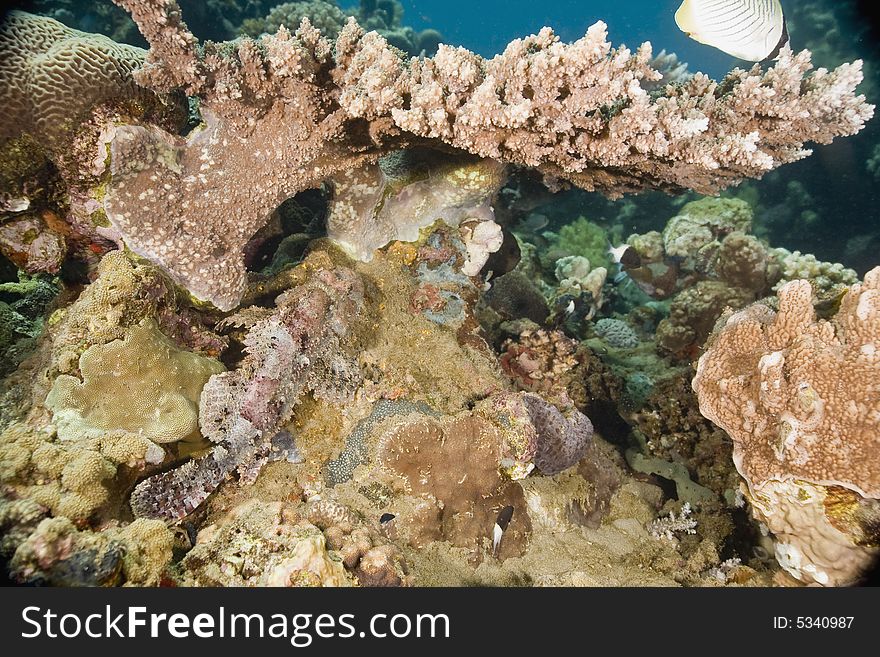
[81, 2, 873, 308]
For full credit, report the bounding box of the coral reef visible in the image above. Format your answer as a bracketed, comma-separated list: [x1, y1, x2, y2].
[693, 269, 880, 585]
[2, 1, 866, 309]
[0, 0, 877, 592]
[370, 409, 533, 561]
[594, 318, 639, 349]
[46, 318, 224, 448]
[6, 510, 173, 586]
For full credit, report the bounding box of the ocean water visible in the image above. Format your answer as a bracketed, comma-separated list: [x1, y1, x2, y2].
[394, 0, 736, 77]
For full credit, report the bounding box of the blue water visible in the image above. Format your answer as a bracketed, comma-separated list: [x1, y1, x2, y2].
[348, 0, 747, 79]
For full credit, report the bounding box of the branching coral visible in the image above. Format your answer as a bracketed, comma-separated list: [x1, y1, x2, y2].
[47, 0, 869, 309]
[693, 269, 880, 585]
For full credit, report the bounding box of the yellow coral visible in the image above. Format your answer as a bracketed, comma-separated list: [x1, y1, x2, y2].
[47, 318, 224, 446]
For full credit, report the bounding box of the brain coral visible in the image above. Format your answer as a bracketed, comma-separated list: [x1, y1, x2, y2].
[693, 269, 880, 585]
[46, 318, 224, 447]
[594, 318, 639, 349]
[0, 10, 159, 152]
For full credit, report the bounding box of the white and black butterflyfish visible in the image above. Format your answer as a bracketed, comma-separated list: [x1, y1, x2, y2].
[675, 0, 789, 62]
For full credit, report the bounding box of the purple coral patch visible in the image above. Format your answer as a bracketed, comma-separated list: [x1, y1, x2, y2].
[522, 394, 594, 475]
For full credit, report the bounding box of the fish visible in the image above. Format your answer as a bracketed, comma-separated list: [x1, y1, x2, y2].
[492, 505, 513, 552]
[493, 505, 515, 554]
[675, 0, 789, 62]
[608, 243, 642, 270]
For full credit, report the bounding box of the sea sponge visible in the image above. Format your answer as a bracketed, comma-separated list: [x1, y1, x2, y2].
[46, 318, 224, 447]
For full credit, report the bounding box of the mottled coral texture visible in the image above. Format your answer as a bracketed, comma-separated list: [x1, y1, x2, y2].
[694, 271, 880, 497]
[693, 269, 880, 584]
[130, 255, 364, 521]
[86, 0, 872, 309]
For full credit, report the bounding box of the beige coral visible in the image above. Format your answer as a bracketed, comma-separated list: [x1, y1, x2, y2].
[9, 515, 173, 586]
[693, 269, 880, 584]
[46, 318, 224, 448]
[0, 11, 147, 151]
[182, 500, 355, 587]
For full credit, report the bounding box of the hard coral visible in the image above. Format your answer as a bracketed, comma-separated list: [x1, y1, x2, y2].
[46, 318, 224, 449]
[84, 0, 873, 309]
[373, 409, 532, 560]
[0, 10, 161, 154]
[693, 269, 880, 584]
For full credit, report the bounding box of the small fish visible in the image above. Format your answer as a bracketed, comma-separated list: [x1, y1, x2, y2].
[675, 0, 789, 62]
[379, 513, 396, 524]
[608, 243, 642, 270]
[493, 505, 515, 554]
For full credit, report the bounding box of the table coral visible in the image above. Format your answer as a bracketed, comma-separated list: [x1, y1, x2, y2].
[693, 269, 880, 584]
[15, 0, 864, 310]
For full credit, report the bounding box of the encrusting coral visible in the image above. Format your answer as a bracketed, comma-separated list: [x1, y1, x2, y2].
[693, 269, 880, 585]
[0, 0, 877, 591]
[2, 0, 869, 309]
[45, 318, 224, 450]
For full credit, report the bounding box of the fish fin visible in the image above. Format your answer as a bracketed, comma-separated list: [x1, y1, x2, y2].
[766, 16, 790, 61]
[674, 0, 699, 35]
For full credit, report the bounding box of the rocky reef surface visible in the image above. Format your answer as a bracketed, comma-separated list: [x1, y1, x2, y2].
[0, 0, 877, 587]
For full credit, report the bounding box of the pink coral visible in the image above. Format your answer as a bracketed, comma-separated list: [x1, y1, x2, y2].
[91, 0, 872, 309]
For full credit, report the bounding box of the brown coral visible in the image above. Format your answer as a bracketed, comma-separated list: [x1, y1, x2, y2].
[87, 0, 874, 309]
[0, 10, 152, 153]
[693, 269, 880, 584]
[373, 411, 532, 560]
